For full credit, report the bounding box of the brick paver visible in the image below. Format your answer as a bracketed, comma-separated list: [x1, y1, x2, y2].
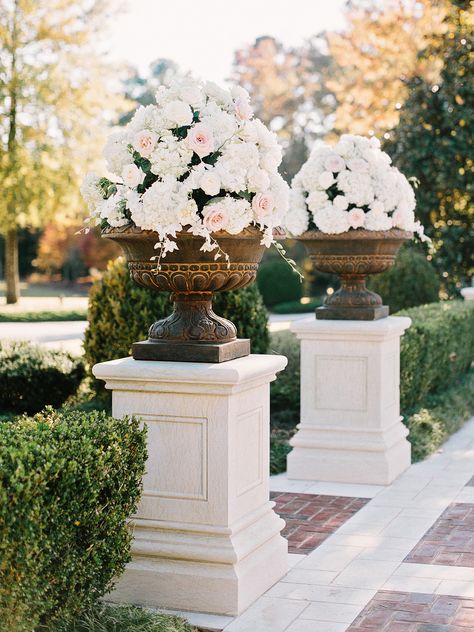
[271, 491, 368, 554]
[405, 503, 474, 568]
[347, 590, 474, 630]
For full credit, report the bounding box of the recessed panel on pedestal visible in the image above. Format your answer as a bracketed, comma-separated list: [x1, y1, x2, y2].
[315, 356, 368, 412]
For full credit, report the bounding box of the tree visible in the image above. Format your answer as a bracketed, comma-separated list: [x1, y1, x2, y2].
[326, 0, 446, 137]
[231, 35, 334, 181]
[387, 0, 473, 291]
[0, 0, 122, 302]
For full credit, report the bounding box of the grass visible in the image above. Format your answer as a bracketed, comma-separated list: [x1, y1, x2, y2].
[57, 603, 196, 632]
[0, 309, 87, 322]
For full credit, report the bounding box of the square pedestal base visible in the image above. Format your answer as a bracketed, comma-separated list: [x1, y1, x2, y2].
[132, 338, 250, 362]
[316, 305, 389, 320]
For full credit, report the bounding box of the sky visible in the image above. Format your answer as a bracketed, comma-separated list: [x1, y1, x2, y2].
[106, 0, 347, 85]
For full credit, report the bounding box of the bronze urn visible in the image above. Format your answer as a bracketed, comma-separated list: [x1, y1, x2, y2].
[103, 225, 266, 362]
[299, 228, 412, 320]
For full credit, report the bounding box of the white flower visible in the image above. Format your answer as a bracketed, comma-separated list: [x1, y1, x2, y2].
[234, 98, 253, 121]
[122, 163, 144, 188]
[333, 195, 349, 211]
[202, 203, 229, 232]
[337, 170, 374, 206]
[96, 191, 127, 228]
[347, 208, 366, 229]
[307, 190, 329, 213]
[103, 131, 131, 175]
[324, 154, 345, 173]
[200, 170, 221, 196]
[364, 210, 392, 231]
[247, 168, 270, 193]
[80, 173, 104, 210]
[318, 171, 335, 189]
[313, 206, 350, 234]
[132, 130, 158, 158]
[163, 100, 193, 127]
[252, 191, 275, 224]
[347, 158, 369, 173]
[150, 135, 192, 179]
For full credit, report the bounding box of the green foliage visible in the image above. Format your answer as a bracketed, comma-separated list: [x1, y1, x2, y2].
[367, 247, 440, 313]
[84, 258, 269, 393]
[387, 2, 474, 290]
[399, 301, 474, 411]
[269, 330, 301, 417]
[0, 341, 85, 414]
[0, 310, 87, 322]
[406, 369, 474, 462]
[270, 428, 295, 475]
[0, 409, 147, 632]
[58, 603, 196, 632]
[257, 260, 302, 308]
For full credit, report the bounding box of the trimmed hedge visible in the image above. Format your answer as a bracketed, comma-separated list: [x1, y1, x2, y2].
[257, 259, 302, 308]
[399, 301, 474, 411]
[84, 258, 269, 393]
[0, 341, 85, 414]
[0, 408, 147, 632]
[368, 246, 441, 313]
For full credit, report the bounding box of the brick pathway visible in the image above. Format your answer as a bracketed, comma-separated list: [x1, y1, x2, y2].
[271, 491, 369, 554]
[405, 503, 474, 568]
[346, 590, 474, 630]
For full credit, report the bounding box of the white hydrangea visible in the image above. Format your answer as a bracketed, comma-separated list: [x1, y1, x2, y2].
[81, 74, 291, 259]
[288, 133, 425, 239]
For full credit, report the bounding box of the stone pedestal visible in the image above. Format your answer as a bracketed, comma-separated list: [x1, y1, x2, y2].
[93, 354, 288, 616]
[287, 316, 412, 485]
[461, 287, 474, 301]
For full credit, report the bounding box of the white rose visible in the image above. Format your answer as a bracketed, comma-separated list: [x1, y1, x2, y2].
[121, 163, 144, 188]
[252, 191, 275, 223]
[348, 208, 366, 229]
[324, 154, 345, 173]
[200, 171, 221, 196]
[164, 100, 194, 126]
[333, 195, 349, 211]
[318, 171, 335, 189]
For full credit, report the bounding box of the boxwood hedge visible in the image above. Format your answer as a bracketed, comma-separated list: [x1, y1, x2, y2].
[0, 408, 147, 632]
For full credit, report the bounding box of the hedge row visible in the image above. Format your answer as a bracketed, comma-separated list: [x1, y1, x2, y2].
[0, 409, 147, 632]
[399, 301, 474, 411]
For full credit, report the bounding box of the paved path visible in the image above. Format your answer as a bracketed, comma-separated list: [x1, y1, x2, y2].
[162, 417, 474, 631]
[0, 321, 87, 355]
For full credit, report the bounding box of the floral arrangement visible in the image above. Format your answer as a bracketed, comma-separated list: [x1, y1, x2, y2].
[286, 134, 427, 240]
[80, 75, 289, 262]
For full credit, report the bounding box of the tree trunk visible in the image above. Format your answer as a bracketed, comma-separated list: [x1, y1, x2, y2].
[5, 228, 19, 304]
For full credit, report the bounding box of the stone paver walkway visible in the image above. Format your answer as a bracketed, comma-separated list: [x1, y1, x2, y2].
[221, 416, 474, 632]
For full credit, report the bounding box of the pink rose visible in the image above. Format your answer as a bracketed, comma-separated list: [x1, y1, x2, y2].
[185, 123, 215, 158]
[324, 154, 345, 173]
[348, 208, 366, 229]
[203, 204, 228, 232]
[252, 191, 275, 222]
[132, 130, 158, 158]
[234, 98, 253, 121]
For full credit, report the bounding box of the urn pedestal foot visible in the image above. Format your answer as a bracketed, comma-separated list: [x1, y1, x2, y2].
[316, 304, 389, 321]
[132, 338, 250, 363]
[92, 354, 288, 616]
[287, 316, 412, 486]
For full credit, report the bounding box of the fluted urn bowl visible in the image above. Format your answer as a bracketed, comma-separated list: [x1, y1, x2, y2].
[298, 228, 412, 320]
[103, 224, 266, 362]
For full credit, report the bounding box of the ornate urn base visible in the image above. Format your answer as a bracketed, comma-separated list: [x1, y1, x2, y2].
[299, 229, 412, 320]
[103, 226, 266, 362]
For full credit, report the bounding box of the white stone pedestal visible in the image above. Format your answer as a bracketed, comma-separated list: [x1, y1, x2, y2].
[287, 316, 412, 485]
[93, 354, 288, 616]
[461, 287, 474, 301]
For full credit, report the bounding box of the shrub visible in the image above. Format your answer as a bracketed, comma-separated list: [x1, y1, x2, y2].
[257, 259, 302, 308]
[399, 301, 474, 411]
[0, 408, 147, 632]
[84, 258, 269, 393]
[0, 341, 85, 414]
[271, 297, 323, 314]
[269, 330, 300, 419]
[368, 246, 441, 313]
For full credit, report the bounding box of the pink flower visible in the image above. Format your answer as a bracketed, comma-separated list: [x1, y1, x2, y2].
[252, 191, 275, 222]
[132, 130, 158, 158]
[348, 208, 366, 229]
[185, 123, 215, 158]
[234, 98, 253, 121]
[324, 154, 345, 173]
[203, 204, 228, 232]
